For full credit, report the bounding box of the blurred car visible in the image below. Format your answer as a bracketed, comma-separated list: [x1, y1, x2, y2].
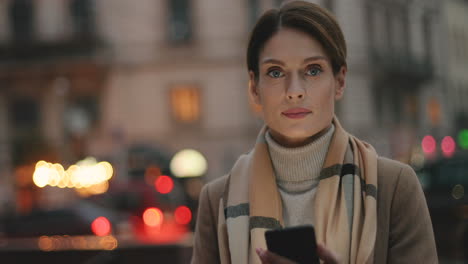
[1, 144, 195, 246]
[415, 150, 468, 262]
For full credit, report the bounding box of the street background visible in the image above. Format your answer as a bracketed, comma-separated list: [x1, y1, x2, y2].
[0, 0, 467, 263]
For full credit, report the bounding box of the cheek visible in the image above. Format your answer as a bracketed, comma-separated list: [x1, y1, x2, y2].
[311, 81, 335, 107]
[258, 84, 283, 108]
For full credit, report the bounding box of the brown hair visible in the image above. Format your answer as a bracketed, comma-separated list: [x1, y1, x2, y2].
[246, 1, 347, 79]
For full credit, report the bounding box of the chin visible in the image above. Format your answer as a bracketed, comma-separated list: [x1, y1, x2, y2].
[280, 127, 316, 140]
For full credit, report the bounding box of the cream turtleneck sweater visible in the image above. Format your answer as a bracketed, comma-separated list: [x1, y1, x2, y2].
[265, 124, 335, 227]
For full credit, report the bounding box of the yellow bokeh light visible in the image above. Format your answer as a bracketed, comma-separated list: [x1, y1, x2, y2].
[170, 149, 207, 178]
[36, 160, 48, 168]
[38, 236, 54, 251]
[88, 181, 109, 195]
[100, 162, 114, 180]
[100, 236, 118, 250]
[33, 166, 50, 188]
[48, 167, 60, 187]
[38, 235, 118, 251]
[32, 158, 114, 196]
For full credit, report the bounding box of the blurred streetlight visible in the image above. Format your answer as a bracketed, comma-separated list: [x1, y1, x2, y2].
[170, 149, 207, 178]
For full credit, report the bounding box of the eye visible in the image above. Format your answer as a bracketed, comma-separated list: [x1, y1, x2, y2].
[306, 66, 322, 76]
[267, 69, 284, 78]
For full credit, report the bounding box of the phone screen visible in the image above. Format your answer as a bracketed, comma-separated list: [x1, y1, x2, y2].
[265, 225, 319, 264]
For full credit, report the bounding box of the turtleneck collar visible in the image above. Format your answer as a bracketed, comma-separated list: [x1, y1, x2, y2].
[265, 124, 335, 192]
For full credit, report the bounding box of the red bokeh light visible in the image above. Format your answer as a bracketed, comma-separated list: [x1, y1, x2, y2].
[174, 206, 192, 225]
[441, 136, 456, 157]
[422, 135, 436, 154]
[91, 216, 111, 236]
[143, 207, 164, 227]
[155, 175, 174, 194]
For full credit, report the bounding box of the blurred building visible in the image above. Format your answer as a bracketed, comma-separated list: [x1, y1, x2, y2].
[0, 0, 109, 214]
[0, 0, 456, 213]
[337, 0, 447, 162]
[442, 0, 468, 134]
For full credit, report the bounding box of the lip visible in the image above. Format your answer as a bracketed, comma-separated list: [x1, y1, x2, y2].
[282, 108, 311, 119]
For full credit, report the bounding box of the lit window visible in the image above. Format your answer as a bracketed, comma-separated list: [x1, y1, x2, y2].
[170, 85, 200, 123]
[168, 0, 192, 43]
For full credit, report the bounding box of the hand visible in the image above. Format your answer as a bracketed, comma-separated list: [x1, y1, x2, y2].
[256, 248, 296, 264]
[256, 244, 341, 264]
[317, 244, 341, 264]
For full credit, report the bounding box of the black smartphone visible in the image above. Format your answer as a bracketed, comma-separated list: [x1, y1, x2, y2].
[265, 225, 319, 264]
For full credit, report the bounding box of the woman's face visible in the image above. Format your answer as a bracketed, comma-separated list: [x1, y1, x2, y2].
[249, 28, 346, 147]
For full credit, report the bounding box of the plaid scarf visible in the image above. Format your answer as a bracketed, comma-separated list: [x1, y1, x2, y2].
[218, 117, 378, 264]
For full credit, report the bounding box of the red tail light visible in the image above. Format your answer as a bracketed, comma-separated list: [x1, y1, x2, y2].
[155, 175, 174, 194]
[174, 206, 192, 225]
[91, 216, 111, 236]
[143, 207, 164, 227]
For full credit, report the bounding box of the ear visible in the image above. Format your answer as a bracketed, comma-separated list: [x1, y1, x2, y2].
[248, 71, 261, 105]
[334, 66, 347, 100]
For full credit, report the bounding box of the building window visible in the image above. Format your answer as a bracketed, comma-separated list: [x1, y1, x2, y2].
[64, 96, 99, 136]
[170, 85, 200, 123]
[9, 98, 44, 166]
[369, 4, 388, 53]
[70, 0, 94, 37]
[248, 0, 260, 30]
[422, 12, 432, 63]
[10, 98, 39, 129]
[9, 0, 34, 42]
[168, 0, 192, 43]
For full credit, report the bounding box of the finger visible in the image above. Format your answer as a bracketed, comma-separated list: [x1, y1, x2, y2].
[257, 248, 297, 264]
[317, 244, 340, 264]
[256, 248, 270, 264]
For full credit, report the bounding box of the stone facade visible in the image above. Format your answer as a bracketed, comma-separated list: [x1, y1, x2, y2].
[0, 0, 457, 212]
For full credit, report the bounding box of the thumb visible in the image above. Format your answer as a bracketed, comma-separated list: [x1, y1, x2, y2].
[317, 244, 340, 264]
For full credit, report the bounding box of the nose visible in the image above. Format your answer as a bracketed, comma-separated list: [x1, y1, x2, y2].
[286, 74, 305, 101]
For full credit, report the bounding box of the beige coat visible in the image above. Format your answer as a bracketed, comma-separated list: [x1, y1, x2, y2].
[191, 157, 438, 263]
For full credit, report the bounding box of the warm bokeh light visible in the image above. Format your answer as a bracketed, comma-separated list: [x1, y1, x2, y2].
[75, 181, 109, 197]
[441, 136, 456, 157]
[458, 129, 468, 149]
[143, 208, 164, 227]
[33, 162, 50, 188]
[170, 86, 200, 123]
[99, 235, 119, 250]
[422, 135, 436, 155]
[32, 157, 113, 196]
[174, 206, 192, 225]
[91, 217, 112, 236]
[170, 149, 207, 178]
[38, 235, 117, 251]
[38, 236, 54, 251]
[155, 175, 174, 194]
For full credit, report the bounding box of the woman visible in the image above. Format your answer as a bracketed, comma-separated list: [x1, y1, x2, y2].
[191, 1, 437, 263]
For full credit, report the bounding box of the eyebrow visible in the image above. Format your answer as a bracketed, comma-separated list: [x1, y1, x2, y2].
[261, 56, 328, 65]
